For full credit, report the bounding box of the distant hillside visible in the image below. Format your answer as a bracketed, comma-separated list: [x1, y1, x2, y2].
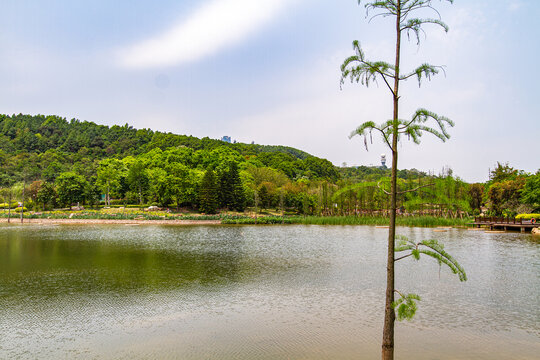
[0, 114, 311, 160]
[339, 165, 429, 182]
[0, 113, 339, 183]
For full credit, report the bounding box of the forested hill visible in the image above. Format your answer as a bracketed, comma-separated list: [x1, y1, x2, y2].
[0, 113, 339, 182]
[1, 114, 537, 216]
[0, 114, 311, 160]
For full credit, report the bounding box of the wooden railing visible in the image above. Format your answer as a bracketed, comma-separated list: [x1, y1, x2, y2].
[474, 216, 529, 224]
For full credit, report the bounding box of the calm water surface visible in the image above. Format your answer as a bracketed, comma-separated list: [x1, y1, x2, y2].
[0, 224, 538, 359]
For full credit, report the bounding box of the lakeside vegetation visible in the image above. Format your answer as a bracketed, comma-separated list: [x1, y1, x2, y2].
[0, 114, 538, 220]
[0, 207, 470, 227]
[222, 215, 470, 227]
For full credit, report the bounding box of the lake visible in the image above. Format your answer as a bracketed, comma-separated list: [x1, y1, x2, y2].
[0, 224, 538, 359]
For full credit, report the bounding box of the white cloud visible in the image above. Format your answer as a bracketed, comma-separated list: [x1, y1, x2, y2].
[117, 0, 292, 69]
[508, 0, 523, 11]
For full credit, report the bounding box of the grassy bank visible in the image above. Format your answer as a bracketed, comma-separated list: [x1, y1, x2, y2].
[222, 215, 471, 227]
[0, 210, 246, 222]
[0, 209, 471, 227]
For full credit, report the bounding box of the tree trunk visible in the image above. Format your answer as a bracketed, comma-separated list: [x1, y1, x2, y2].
[382, 4, 401, 360]
[20, 180, 25, 224]
[7, 192, 11, 223]
[254, 190, 258, 224]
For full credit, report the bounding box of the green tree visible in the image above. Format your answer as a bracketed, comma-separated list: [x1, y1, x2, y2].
[55, 172, 87, 209]
[229, 162, 246, 212]
[42, 161, 63, 182]
[96, 158, 125, 206]
[27, 180, 43, 210]
[487, 178, 526, 216]
[340, 1, 456, 358]
[468, 183, 484, 213]
[36, 181, 57, 210]
[198, 168, 218, 214]
[146, 168, 170, 206]
[489, 162, 520, 183]
[127, 160, 149, 205]
[218, 162, 246, 212]
[165, 162, 194, 210]
[521, 171, 540, 210]
[84, 180, 101, 208]
[258, 183, 270, 211]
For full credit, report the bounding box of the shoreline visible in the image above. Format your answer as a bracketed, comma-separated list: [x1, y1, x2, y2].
[0, 214, 475, 228]
[0, 218, 222, 225]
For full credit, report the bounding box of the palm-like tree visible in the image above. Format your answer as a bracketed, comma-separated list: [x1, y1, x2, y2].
[340, 1, 459, 359]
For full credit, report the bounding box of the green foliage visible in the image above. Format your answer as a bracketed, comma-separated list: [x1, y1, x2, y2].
[0, 114, 334, 180]
[218, 162, 246, 212]
[222, 216, 294, 225]
[0, 113, 533, 217]
[487, 177, 526, 216]
[238, 215, 469, 227]
[468, 183, 484, 212]
[36, 181, 57, 210]
[521, 171, 540, 208]
[395, 235, 467, 282]
[0, 202, 18, 209]
[55, 172, 87, 207]
[126, 159, 148, 204]
[341, 2, 454, 151]
[515, 213, 540, 220]
[96, 158, 126, 205]
[393, 234, 466, 323]
[146, 168, 169, 206]
[392, 293, 421, 321]
[489, 162, 524, 183]
[198, 169, 219, 214]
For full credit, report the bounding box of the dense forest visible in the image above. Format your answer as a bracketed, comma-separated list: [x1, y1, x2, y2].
[0, 114, 538, 216]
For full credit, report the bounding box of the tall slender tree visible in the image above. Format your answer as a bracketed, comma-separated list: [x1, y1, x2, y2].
[127, 160, 148, 206]
[198, 168, 219, 214]
[229, 162, 246, 212]
[341, 1, 456, 359]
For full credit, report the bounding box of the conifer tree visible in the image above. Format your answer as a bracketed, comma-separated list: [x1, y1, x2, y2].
[198, 168, 218, 214]
[229, 162, 246, 212]
[218, 169, 233, 210]
[218, 162, 245, 212]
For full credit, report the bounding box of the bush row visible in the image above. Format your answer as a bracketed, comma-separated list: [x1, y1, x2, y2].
[515, 213, 540, 220]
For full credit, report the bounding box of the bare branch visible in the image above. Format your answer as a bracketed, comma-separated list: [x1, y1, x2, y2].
[395, 253, 413, 262]
[398, 183, 434, 194]
[377, 181, 391, 195]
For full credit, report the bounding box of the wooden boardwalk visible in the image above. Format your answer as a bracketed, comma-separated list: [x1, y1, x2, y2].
[471, 216, 538, 232]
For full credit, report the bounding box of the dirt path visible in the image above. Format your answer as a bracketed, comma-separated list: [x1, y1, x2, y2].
[0, 218, 222, 225]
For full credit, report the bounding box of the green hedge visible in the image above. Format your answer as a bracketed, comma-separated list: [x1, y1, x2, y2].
[516, 213, 540, 220]
[0, 202, 19, 209]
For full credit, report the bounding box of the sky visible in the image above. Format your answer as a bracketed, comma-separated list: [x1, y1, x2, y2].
[1, 0, 539, 182]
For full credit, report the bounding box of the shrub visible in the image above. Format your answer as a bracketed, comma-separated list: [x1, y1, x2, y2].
[0, 202, 19, 209]
[515, 213, 540, 220]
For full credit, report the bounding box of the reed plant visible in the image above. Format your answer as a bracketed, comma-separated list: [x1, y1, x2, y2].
[222, 215, 470, 227]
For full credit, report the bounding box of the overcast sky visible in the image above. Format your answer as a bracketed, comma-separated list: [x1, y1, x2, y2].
[1, 0, 538, 182]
